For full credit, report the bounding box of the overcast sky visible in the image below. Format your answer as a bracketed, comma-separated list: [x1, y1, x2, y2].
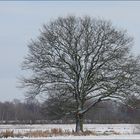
[0, 1, 140, 102]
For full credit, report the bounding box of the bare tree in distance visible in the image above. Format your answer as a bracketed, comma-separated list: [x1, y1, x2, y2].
[21, 16, 140, 132]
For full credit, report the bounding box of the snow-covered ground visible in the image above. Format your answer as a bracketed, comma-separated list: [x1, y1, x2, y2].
[0, 124, 140, 134]
[1, 124, 140, 139]
[3, 135, 140, 139]
[27, 135, 140, 139]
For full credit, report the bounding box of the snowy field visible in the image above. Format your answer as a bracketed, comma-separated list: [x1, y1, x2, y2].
[0, 124, 140, 134]
[1, 124, 140, 139]
[3, 135, 140, 140]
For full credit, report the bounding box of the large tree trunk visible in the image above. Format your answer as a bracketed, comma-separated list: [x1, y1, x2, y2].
[75, 113, 84, 132]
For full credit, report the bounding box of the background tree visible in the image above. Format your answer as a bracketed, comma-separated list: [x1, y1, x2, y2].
[41, 91, 76, 120]
[21, 16, 140, 132]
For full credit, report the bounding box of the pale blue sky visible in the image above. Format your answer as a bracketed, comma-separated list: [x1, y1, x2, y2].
[0, 1, 140, 102]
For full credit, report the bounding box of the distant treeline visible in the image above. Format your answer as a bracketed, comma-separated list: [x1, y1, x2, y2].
[0, 99, 140, 124]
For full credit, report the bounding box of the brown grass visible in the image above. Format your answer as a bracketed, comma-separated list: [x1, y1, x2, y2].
[24, 130, 49, 137]
[0, 130, 14, 138]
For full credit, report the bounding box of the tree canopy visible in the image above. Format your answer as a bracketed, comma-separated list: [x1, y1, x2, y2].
[21, 16, 140, 132]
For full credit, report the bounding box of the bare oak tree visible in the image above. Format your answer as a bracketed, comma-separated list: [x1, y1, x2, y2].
[21, 16, 140, 132]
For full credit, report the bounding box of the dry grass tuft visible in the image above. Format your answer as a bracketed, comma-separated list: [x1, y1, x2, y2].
[24, 130, 49, 137]
[0, 130, 14, 138]
[71, 130, 96, 136]
[50, 128, 63, 136]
